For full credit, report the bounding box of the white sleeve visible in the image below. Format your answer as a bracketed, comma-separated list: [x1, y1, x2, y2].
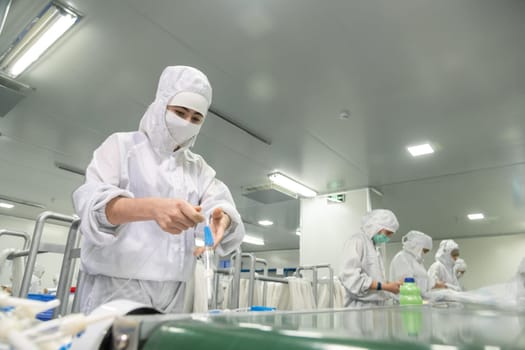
[428, 262, 445, 288]
[199, 176, 245, 257]
[339, 238, 374, 298]
[72, 133, 134, 246]
[389, 252, 409, 282]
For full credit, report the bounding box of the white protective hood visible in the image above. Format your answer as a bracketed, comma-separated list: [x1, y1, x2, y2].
[138, 66, 212, 154]
[435, 239, 459, 269]
[402, 230, 433, 262]
[361, 209, 399, 239]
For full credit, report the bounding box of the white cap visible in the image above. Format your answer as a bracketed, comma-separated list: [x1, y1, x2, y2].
[168, 91, 209, 117]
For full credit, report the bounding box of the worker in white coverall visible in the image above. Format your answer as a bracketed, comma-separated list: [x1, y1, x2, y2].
[453, 258, 467, 291]
[339, 209, 402, 307]
[389, 230, 434, 297]
[428, 239, 461, 291]
[73, 66, 245, 314]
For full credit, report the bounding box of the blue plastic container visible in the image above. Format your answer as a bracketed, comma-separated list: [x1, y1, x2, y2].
[27, 293, 56, 321]
[250, 306, 276, 312]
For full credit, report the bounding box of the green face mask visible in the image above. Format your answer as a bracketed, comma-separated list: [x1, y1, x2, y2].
[373, 233, 390, 244]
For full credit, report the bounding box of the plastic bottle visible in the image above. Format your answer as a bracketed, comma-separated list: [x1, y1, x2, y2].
[399, 277, 423, 305]
[399, 277, 423, 336]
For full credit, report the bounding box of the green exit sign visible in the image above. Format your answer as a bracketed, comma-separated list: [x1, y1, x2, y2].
[327, 193, 345, 203]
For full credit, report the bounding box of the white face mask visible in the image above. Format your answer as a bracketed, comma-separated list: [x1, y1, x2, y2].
[165, 110, 202, 147]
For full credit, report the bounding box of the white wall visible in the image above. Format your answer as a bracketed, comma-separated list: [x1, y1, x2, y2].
[0, 214, 73, 290]
[300, 189, 369, 277]
[250, 249, 299, 269]
[384, 233, 525, 290]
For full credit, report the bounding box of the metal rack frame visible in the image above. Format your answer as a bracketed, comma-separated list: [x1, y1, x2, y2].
[0, 229, 31, 250]
[295, 264, 334, 308]
[0, 229, 30, 295]
[4, 211, 81, 319]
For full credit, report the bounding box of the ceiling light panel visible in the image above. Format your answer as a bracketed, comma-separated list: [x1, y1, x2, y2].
[407, 143, 434, 157]
[243, 235, 264, 245]
[0, 2, 80, 77]
[268, 171, 317, 198]
[467, 213, 485, 220]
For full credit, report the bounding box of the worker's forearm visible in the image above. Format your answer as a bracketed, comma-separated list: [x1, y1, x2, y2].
[370, 280, 400, 293]
[105, 197, 156, 225]
[370, 280, 378, 290]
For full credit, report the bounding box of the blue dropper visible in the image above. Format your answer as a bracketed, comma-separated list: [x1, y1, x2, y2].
[204, 225, 214, 247]
[203, 224, 215, 305]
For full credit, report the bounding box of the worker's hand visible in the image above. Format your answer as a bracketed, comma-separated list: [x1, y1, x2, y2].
[153, 199, 205, 234]
[434, 281, 447, 289]
[383, 281, 402, 294]
[193, 246, 205, 257]
[209, 207, 231, 249]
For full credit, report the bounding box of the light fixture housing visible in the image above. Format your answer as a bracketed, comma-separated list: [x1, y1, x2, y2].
[0, 194, 45, 209]
[467, 213, 485, 220]
[0, 202, 14, 209]
[268, 171, 317, 198]
[243, 235, 264, 246]
[258, 220, 273, 226]
[407, 143, 434, 157]
[0, 1, 80, 77]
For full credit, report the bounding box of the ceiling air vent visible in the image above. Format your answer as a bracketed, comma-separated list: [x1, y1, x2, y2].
[242, 183, 297, 204]
[0, 73, 32, 117]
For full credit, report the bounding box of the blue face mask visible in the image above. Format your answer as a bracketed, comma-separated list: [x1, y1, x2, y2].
[373, 233, 390, 244]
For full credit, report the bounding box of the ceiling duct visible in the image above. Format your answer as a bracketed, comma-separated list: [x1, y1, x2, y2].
[242, 183, 297, 204]
[55, 161, 85, 176]
[0, 73, 32, 117]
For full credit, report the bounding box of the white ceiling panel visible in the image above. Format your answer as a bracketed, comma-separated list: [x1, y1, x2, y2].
[0, 0, 524, 252]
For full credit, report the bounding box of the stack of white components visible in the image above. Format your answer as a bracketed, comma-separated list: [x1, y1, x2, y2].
[264, 282, 290, 310]
[191, 260, 208, 313]
[239, 278, 264, 308]
[191, 268, 345, 312]
[287, 277, 316, 310]
[215, 274, 232, 309]
[317, 277, 346, 309]
[0, 292, 116, 350]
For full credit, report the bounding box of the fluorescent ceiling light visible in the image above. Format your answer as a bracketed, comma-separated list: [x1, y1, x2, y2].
[268, 172, 317, 198]
[0, 195, 45, 209]
[467, 213, 485, 220]
[258, 220, 273, 226]
[0, 2, 80, 77]
[407, 143, 434, 157]
[0, 202, 14, 209]
[243, 235, 264, 246]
